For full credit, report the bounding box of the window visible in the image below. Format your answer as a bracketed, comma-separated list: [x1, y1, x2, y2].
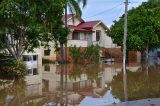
[72, 32, 80, 40]
[23, 55, 32, 61]
[44, 50, 50, 56]
[157, 51, 160, 57]
[44, 65, 50, 71]
[33, 68, 38, 75]
[96, 30, 101, 41]
[25, 69, 32, 76]
[81, 33, 87, 40]
[33, 55, 37, 61]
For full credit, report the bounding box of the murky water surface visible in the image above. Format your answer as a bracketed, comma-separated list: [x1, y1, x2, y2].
[1, 63, 160, 106]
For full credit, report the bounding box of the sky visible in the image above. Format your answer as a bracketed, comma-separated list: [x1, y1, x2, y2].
[81, 0, 147, 27]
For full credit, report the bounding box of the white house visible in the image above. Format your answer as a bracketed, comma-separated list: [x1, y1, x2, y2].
[64, 14, 117, 48]
[23, 14, 120, 64]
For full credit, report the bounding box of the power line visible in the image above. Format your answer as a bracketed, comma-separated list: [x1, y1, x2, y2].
[111, 5, 123, 21]
[83, 1, 144, 19]
[83, 3, 123, 19]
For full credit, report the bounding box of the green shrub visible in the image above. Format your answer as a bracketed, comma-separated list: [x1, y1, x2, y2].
[0, 58, 26, 79]
[69, 45, 83, 63]
[69, 45, 100, 64]
[84, 44, 100, 63]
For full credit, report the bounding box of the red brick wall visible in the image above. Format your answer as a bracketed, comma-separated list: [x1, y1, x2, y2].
[56, 47, 139, 63]
[101, 48, 122, 63]
[56, 47, 87, 63]
[101, 48, 138, 63]
[128, 51, 137, 63]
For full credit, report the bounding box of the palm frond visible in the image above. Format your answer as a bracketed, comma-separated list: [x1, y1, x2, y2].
[77, 0, 87, 8]
[68, 0, 82, 17]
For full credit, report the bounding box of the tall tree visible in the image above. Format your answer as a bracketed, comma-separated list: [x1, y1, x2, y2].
[0, 0, 68, 60]
[108, 1, 160, 63]
[64, 0, 88, 62]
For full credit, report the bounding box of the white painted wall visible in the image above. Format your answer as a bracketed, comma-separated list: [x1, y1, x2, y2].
[67, 40, 88, 47]
[67, 17, 82, 26]
[23, 48, 42, 65]
[25, 64, 42, 96]
[42, 64, 57, 93]
[92, 24, 116, 48]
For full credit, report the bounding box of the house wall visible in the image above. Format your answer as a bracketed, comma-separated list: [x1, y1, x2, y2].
[92, 24, 116, 48]
[67, 32, 89, 47]
[68, 32, 73, 39]
[25, 64, 42, 96]
[23, 48, 42, 66]
[42, 64, 57, 93]
[67, 40, 88, 47]
[67, 17, 81, 26]
[41, 44, 57, 61]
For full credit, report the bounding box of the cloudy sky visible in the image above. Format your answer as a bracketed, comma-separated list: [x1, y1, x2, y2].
[81, 0, 147, 27]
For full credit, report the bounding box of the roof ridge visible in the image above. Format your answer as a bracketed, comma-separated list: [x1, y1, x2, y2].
[85, 20, 101, 22]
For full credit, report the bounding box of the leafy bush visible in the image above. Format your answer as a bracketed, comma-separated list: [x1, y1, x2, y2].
[84, 44, 100, 63]
[69, 45, 100, 64]
[0, 58, 26, 79]
[69, 45, 83, 63]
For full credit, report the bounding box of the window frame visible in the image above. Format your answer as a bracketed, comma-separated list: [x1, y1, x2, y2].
[96, 30, 101, 41]
[44, 50, 50, 56]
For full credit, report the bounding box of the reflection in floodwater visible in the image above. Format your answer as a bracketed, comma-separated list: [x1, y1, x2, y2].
[112, 65, 160, 101]
[1, 63, 160, 106]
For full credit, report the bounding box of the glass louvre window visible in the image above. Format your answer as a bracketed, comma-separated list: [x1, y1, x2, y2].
[72, 32, 80, 40]
[44, 50, 50, 56]
[33, 55, 37, 61]
[96, 30, 101, 41]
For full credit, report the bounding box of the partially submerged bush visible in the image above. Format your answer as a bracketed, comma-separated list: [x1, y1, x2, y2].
[0, 58, 26, 79]
[69, 45, 83, 63]
[69, 44, 100, 64]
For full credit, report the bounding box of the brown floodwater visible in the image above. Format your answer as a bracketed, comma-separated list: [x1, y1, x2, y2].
[0, 62, 160, 106]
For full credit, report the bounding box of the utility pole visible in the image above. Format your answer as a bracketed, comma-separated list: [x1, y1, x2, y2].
[64, 4, 68, 106]
[123, 0, 128, 101]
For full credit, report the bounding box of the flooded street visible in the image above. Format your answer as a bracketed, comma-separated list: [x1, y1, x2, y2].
[1, 62, 160, 106]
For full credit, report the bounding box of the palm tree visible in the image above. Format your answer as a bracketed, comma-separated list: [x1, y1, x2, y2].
[62, 1, 87, 106]
[64, 0, 87, 62]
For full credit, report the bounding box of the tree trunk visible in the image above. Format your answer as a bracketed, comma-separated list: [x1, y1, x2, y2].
[141, 50, 146, 64]
[145, 44, 149, 76]
[60, 44, 64, 106]
[64, 6, 68, 105]
[145, 44, 149, 64]
[64, 5, 68, 62]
